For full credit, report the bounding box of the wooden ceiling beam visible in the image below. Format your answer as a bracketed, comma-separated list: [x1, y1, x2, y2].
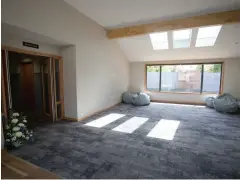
[107, 10, 240, 39]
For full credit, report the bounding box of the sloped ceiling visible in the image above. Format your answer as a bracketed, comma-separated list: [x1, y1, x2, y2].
[64, 0, 240, 61]
[116, 24, 240, 62]
[64, 0, 240, 28]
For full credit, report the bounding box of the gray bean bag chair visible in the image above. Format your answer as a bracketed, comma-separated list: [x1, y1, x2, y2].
[132, 93, 150, 106]
[213, 93, 238, 113]
[122, 92, 135, 104]
[205, 97, 215, 108]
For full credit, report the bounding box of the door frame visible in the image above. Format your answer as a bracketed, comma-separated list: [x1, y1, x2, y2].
[1, 50, 12, 112]
[2, 45, 61, 59]
[1, 45, 65, 120]
[1, 62, 7, 117]
[52, 58, 64, 120]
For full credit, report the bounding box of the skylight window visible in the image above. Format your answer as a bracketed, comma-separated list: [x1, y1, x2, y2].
[149, 32, 168, 50]
[195, 25, 222, 47]
[173, 29, 192, 48]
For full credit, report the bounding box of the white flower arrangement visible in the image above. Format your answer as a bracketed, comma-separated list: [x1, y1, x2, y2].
[12, 119, 18, 123]
[15, 132, 23, 137]
[5, 110, 33, 148]
[12, 113, 19, 116]
[12, 127, 20, 131]
[18, 123, 25, 127]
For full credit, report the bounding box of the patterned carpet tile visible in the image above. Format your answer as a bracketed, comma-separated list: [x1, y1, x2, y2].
[11, 103, 240, 178]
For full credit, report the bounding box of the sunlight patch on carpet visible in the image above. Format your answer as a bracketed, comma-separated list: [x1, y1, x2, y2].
[147, 119, 180, 140]
[85, 113, 125, 128]
[112, 117, 149, 134]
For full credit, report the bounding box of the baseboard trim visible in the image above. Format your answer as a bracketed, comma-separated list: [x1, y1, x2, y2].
[63, 102, 121, 122]
[151, 100, 206, 106]
[77, 102, 121, 122]
[63, 116, 79, 122]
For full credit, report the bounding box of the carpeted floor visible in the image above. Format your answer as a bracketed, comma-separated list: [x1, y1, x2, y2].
[10, 103, 240, 178]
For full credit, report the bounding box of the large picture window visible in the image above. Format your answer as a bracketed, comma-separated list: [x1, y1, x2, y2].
[146, 63, 222, 94]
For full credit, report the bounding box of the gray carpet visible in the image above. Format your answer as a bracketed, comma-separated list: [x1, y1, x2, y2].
[10, 103, 240, 178]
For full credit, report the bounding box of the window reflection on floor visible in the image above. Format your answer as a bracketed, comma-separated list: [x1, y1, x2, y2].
[147, 119, 180, 140]
[112, 117, 148, 133]
[85, 113, 180, 140]
[85, 113, 125, 128]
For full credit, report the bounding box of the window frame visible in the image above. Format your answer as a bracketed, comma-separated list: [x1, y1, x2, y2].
[145, 62, 224, 95]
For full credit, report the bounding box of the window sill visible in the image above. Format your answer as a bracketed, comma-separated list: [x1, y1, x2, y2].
[144, 90, 219, 95]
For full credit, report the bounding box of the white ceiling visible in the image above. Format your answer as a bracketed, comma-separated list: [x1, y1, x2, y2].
[64, 0, 240, 61]
[64, 0, 240, 28]
[117, 24, 240, 62]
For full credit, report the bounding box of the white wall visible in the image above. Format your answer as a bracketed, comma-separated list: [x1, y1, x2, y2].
[129, 58, 240, 104]
[2, 0, 129, 119]
[60, 46, 78, 118]
[223, 58, 240, 98]
[75, 41, 129, 117]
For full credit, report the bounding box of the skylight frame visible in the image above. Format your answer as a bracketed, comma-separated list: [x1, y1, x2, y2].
[195, 25, 222, 47]
[149, 32, 169, 50]
[173, 29, 192, 49]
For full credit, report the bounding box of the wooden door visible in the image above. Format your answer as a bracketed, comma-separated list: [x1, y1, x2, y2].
[20, 63, 35, 112]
